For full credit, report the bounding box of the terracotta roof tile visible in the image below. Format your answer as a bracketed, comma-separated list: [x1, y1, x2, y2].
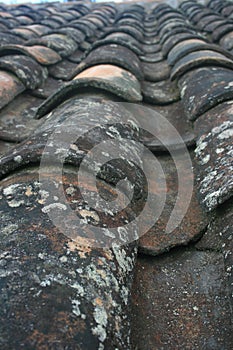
[0, 1, 232, 348]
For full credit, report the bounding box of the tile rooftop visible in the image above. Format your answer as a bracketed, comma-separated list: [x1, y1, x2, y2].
[0, 0, 232, 349]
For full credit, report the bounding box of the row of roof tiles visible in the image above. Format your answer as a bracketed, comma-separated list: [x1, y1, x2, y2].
[0, 0, 232, 349]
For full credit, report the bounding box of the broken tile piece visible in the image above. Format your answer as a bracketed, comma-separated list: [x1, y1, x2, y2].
[194, 120, 233, 211]
[179, 67, 233, 120]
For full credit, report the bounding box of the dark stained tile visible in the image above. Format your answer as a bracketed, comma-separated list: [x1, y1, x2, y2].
[0, 98, 144, 196]
[48, 59, 78, 81]
[73, 44, 143, 81]
[24, 24, 51, 36]
[0, 93, 43, 142]
[30, 77, 64, 99]
[0, 55, 48, 90]
[178, 67, 233, 120]
[141, 79, 180, 105]
[171, 50, 233, 80]
[139, 51, 164, 63]
[53, 26, 86, 44]
[131, 248, 232, 350]
[11, 27, 38, 40]
[167, 38, 230, 66]
[212, 22, 233, 42]
[0, 167, 138, 349]
[27, 33, 78, 58]
[68, 49, 85, 64]
[0, 32, 24, 46]
[195, 199, 233, 300]
[104, 25, 144, 42]
[91, 32, 142, 55]
[0, 140, 15, 155]
[220, 31, 233, 51]
[162, 32, 206, 57]
[194, 100, 233, 137]
[142, 60, 170, 82]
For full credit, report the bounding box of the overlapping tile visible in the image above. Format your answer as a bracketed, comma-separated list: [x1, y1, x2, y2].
[178, 67, 233, 120]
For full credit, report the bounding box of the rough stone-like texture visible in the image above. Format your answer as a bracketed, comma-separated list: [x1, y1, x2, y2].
[196, 199, 233, 300]
[0, 98, 145, 202]
[131, 248, 233, 350]
[0, 168, 138, 349]
[0, 93, 43, 142]
[28, 34, 78, 58]
[0, 54, 48, 90]
[194, 119, 233, 212]
[194, 100, 233, 138]
[178, 67, 233, 120]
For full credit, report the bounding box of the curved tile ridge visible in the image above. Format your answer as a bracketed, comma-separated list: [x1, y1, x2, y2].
[73, 64, 142, 102]
[71, 44, 143, 81]
[0, 99, 145, 197]
[35, 65, 142, 120]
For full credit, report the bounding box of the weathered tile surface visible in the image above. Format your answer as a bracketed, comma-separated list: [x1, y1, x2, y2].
[0, 1, 232, 349]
